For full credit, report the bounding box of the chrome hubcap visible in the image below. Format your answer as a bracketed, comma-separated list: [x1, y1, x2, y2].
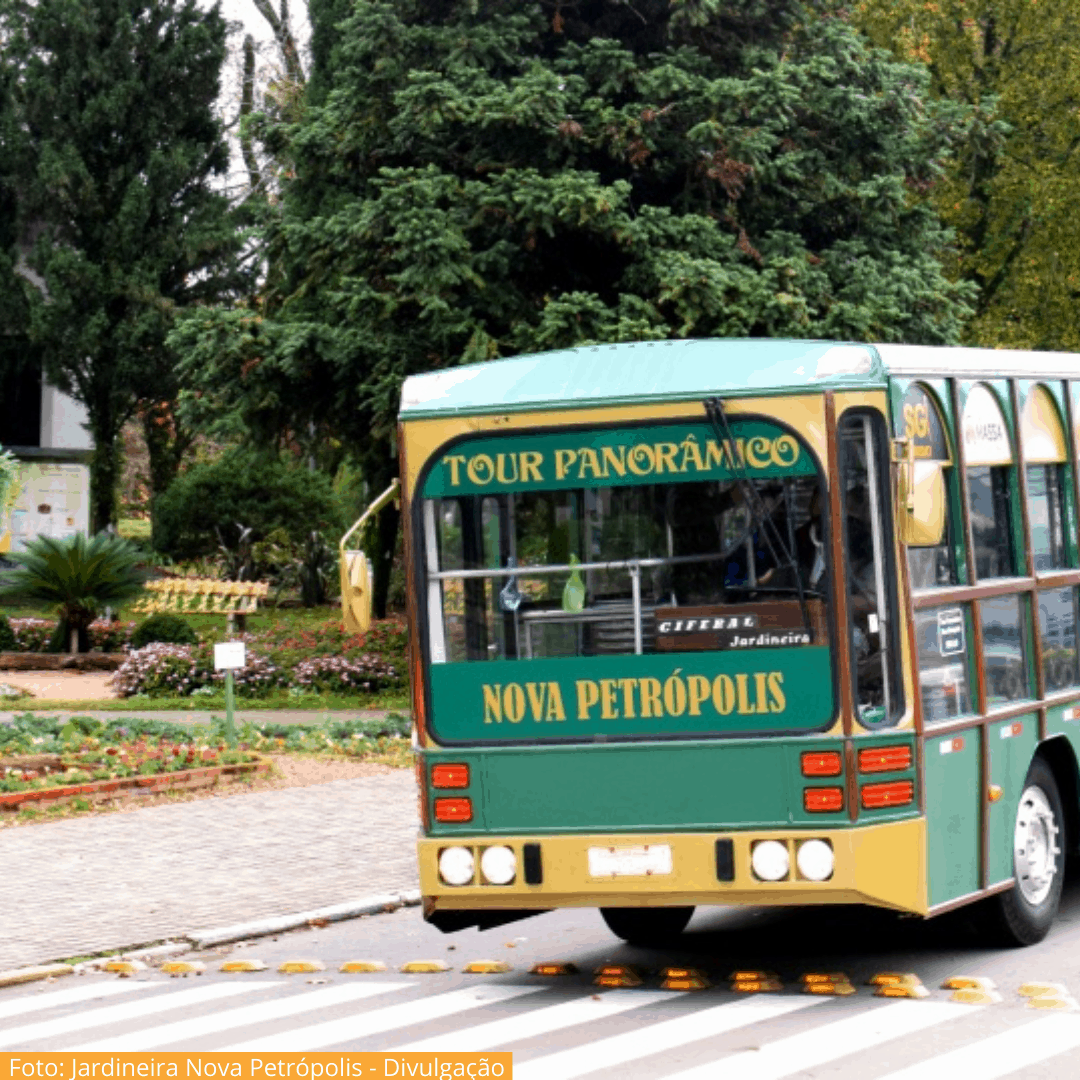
[1015, 784, 1059, 905]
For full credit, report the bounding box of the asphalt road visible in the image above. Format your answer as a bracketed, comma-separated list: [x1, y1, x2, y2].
[6, 869, 1080, 1074]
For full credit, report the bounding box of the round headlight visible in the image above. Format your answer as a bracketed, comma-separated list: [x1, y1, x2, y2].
[797, 839, 834, 882]
[438, 846, 475, 886]
[480, 845, 517, 885]
[751, 840, 790, 882]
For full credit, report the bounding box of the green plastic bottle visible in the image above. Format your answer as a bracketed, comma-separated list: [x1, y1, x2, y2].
[562, 554, 586, 612]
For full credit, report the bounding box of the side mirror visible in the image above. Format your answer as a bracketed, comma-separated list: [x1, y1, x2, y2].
[899, 460, 946, 547]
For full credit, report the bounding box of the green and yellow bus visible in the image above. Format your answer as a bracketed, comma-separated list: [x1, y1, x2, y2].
[399, 339, 1080, 947]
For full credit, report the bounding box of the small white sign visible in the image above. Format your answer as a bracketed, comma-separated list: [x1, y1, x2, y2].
[214, 641, 246, 670]
[587, 844, 673, 878]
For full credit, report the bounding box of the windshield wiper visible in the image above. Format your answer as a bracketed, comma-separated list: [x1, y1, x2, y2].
[704, 397, 812, 638]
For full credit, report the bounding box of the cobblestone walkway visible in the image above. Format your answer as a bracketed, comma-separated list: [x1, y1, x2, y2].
[0, 771, 419, 969]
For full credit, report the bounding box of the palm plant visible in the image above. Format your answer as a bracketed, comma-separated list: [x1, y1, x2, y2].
[0, 533, 147, 652]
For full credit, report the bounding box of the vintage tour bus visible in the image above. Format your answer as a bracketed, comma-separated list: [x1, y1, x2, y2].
[398, 339, 1080, 946]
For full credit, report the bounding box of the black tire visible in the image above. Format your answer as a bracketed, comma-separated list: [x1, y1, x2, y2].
[599, 906, 695, 945]
[979, 757, 1065, 947]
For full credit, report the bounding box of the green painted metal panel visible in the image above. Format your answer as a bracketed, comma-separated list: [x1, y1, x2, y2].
[428, 647, 834, 744]
[987, 715, 1038, 884]
[421, 419, 814, 498]
[399, 339, 884, 418]
[925, 729, 980, 906]
[472, 740, 797, 833]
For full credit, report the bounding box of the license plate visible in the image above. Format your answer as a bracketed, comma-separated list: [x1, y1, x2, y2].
[588, 844, 673, 878]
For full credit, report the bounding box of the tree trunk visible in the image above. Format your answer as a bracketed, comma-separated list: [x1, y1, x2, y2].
[89, 420, 122, 534]
[142, 400, 193, 497]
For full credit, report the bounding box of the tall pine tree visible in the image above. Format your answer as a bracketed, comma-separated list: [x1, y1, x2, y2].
[0, 0, 247, 530]
[173, 0, 976, 613]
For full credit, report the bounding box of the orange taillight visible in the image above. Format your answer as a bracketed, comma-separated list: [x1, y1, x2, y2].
[861, 780, 914, 810]
[434, 797, 473, 823]
[801, 751, 842, 777]
[804, 787, 844, 813]
[858, 745, 912, 773]
[432, 763, 470, 789]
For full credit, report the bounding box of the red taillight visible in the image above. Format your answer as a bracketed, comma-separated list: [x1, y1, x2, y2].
[434, 797, 472, 823]
[804, 787, 844, 812]
[858, 745, 912, 774]
[802, 751, 842, 777]
[861, 780, 914, 810]
[432, 763, 470, 789]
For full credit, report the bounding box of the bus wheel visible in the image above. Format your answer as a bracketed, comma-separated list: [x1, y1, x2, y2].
[600, 906, 694, 945]
[981, 758, 1064, 947]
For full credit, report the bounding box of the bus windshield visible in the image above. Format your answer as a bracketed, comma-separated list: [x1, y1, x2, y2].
[418, 419, 840, 742]
[427, 473, 826, 663]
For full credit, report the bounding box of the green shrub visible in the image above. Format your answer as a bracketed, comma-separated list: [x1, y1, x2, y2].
[152, 451, 341, 565]
[0, 614, 15, 651]
[131, 613, 198, 649]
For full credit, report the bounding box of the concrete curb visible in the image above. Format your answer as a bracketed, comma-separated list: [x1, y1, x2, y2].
[187, 889, 423, 949]
[0, 963, 74, 989]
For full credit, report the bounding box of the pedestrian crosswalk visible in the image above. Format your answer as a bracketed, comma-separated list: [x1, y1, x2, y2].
[2, 974, 1080, 1077]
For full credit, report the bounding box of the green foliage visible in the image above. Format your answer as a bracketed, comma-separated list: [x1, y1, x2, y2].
[173, 0, 976, 613]
[131, 613, 198, 650]
[0, 0, 250, 530]
[0, 614, 15, 652]
[853, 0, 1080, 350]
[0, 533, 147, 651]
[152, 451, 340, 564]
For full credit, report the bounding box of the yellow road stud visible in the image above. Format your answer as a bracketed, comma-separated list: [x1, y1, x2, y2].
[463, 960, 513, 974]
[400, 960, 452, 973]
[1018, 981, 1070, 998]
[339, 961, 387, 974]
[1027, 996, 1078, 1011]
[729, 970, 779, 982]
[530, 961, 578, 976]
[950, 988, 1002, 1005]
[801, 972, 850, 985]
[593, 964, 643, 988]
[221, 959, 268, 973]
[103, 960, 146, 976]
[160, 961, 206, 977]
[731, 979, 783, 993]
[661, 975, 711, 991]
[868, 972, 923, 987]
[278, 960, 325, 974]
[804, 981, 857, 996]
[874, 983, 930, 999]
[941, 976, 996, 991]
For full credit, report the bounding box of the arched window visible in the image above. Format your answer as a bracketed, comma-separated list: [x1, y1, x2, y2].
[962, 384, 1015, 580]
[1021, 384, 1068, 571]
[900, 383, 955, 589]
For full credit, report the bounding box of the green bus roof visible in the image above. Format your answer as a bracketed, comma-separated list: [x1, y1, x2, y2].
[399, 339, 884, 419]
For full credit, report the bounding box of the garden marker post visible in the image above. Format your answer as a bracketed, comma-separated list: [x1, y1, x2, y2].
[213, 641, 246, 748]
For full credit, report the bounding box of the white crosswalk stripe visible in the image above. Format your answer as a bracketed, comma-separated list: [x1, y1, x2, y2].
[660, 1000, 975, 1080]
[874, 1012, 1080, 1080]
[218, 984, 545, 1051]
[389, 989, 676, 1053]
[511, 995, 826, 1080]
[73, 981, 414, 1051]
[0, 975, 1075, 1077]
[0, 980, 149, 1022]
[0, 982, 280, 1049]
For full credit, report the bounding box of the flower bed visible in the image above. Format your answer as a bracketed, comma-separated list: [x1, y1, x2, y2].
[0, 755, 270, 812]
[109, 640, 399, 699]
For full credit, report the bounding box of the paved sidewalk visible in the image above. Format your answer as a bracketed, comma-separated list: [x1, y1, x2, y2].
[0, 770, 419, 969]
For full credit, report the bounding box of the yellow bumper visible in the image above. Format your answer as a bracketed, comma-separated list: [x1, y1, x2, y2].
[419, 818, 927, 916]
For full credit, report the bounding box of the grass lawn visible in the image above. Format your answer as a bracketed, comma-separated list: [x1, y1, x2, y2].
[11, 689, 411, 712]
